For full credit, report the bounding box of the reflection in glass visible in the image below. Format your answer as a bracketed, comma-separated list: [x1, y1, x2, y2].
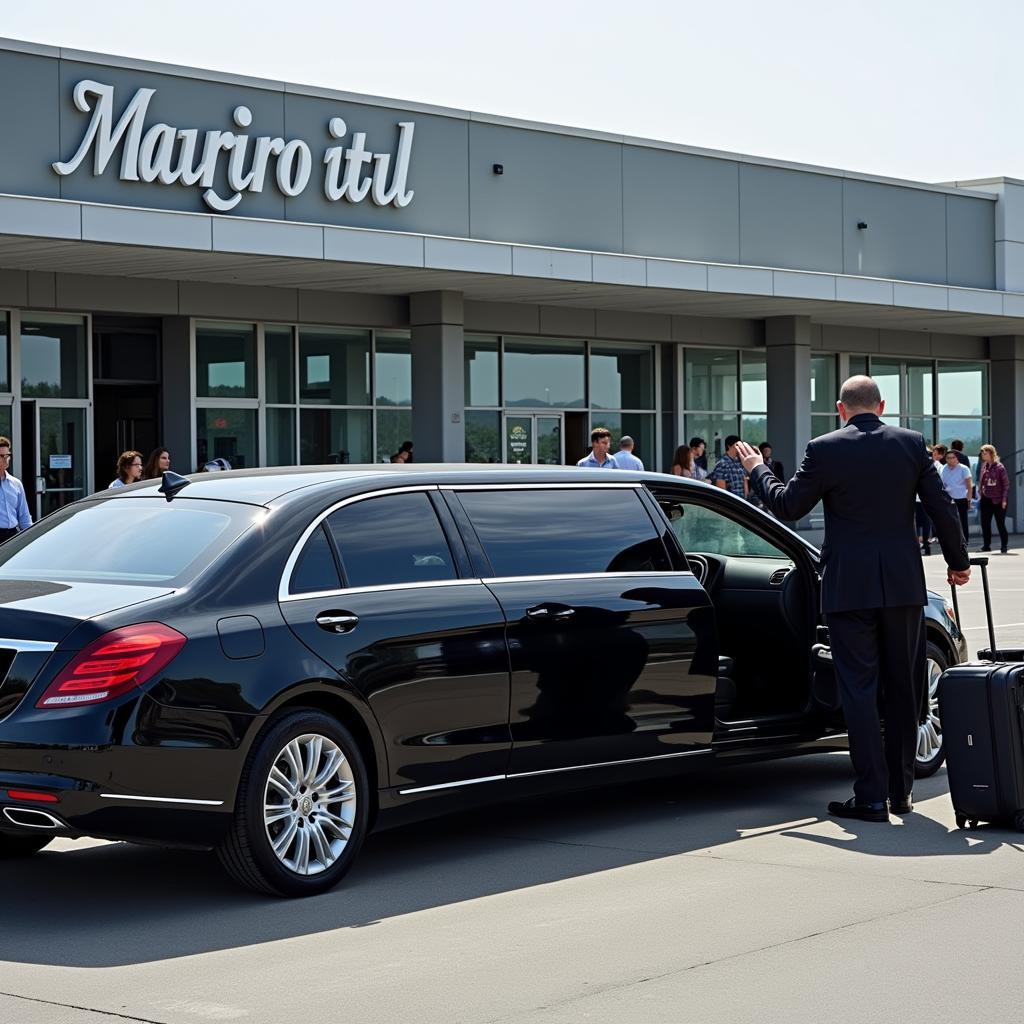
[503, 339, 584, 408]
[906, 362, 934, 417]
[39, 406, 86, 517]
[848, 356, 868, 379]
[590, 345, 654, 410]
[465, 410, 500, 463]
[376, 408, 413, 462]
[21, 315, 88, 398]
[266, 407, 296, 466]
[197, 408, 256, 470]
[0, 313, 8, 393]
[907, 417, 936, 445]
[740, 352, 767, 412]
[265, 326, 294, 404]
[536, 417, 562, 465]
[810, 355, 837, 414]
[195, 322, 255, 399]
[685, 350, 738, 411]
[871, 361, 901, 414]
[938, 419, 984, 469]
[592, 412, 655, 467]
[0, 405, 9, 442]
[299, 328, 371, 405]
[465, 336, 500, 407]
[375, 333, 411, 406]
[938, 362, 987, 417]
[741, 415, 769, 447]
[300, 408, 372, 464]
[684, 413, 739, 464]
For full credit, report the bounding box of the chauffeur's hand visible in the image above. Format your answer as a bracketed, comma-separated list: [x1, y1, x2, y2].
[735, 441, 764, 474]
[948, 568, 971, 587]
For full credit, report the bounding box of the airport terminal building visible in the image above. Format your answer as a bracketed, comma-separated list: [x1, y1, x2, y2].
[0, 36, 1021, 529]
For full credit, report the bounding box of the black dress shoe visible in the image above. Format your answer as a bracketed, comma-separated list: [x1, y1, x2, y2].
[827, 797, 889, 823]
[890, 796, 913, 814]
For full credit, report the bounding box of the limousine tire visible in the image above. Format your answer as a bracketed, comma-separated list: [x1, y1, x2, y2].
[914, 642, 948, 779]
[0, 834, 52, 858]
[218, 710, 369, 897]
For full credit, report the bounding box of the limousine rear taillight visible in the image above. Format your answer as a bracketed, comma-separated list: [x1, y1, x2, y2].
[35, 623, 187, 708]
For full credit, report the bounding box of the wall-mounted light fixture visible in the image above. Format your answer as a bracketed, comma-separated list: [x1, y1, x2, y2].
[493, 163, 504, 175]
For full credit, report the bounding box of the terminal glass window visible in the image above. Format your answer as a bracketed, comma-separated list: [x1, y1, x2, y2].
[591, 345, 653, 410]
[0, 404, 10, 443]
[811, 355, 839, 434]
[299, 328, 371, 406]
[197, 408, 256, 470]
[374, 334, 412, 462]
[683, 348, 766, 464]
[466, 410, 500, 463]
[0, 313, 9, 393]
[504, 339, 585, 409]
[465, 336, 499, 408]
[196, 322, 255, 399]
[21, 314, 88, 398]
[300, 408, 372, 465]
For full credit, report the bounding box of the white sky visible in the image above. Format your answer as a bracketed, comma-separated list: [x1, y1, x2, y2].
[4, 0, 1022, 184]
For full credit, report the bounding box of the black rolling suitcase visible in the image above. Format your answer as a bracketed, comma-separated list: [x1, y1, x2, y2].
[937, 556, 1024, 832]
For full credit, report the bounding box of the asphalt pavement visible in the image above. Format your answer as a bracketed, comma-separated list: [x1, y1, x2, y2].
[0, 543, 1022, 1024]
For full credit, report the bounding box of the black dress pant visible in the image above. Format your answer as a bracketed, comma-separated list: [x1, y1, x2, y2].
[979, 497, 1009, 551]
[827, 605, 925, 804]
[953, 498, 970, 541]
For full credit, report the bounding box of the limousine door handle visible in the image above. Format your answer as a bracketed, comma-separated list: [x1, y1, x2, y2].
[315, 612, 359, 634]
[525, 604, 576, 622]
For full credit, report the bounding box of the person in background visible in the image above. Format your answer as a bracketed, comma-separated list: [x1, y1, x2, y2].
[916, 445, 939, 556]
[109, 450, 143, 489]
[576, 427, 617, 468]
[710, 435, 749, 500]
[689, 437, 708, 479]
[0, 435, 32, 542]
[390, 449, 410, 464]
[758, 442, 785, 480]
[399, 440, 414, 464]
[671, 444, 694, 477]
[950, 438, 969, 468]
[612, 435, 644, 470]
[143, 447, 171, 480]
[941, 449, 973, 541]
[977, 444, 1010, 554]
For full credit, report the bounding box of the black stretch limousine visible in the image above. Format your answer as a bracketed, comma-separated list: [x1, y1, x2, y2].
[0, 465, 964, 896]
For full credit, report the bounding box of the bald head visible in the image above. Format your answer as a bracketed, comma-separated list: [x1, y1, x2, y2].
[837, 375, 884, 421]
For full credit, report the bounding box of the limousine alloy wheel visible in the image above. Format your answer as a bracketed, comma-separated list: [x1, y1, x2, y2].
[914, 642, 948, 778]
[218, 710, 369, 897]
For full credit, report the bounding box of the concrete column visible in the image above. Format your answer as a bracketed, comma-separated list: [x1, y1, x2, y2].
[990, 336, 1024, 533]
[765, 316, 812, 483]
[161, 316, 194, 471]
[410, 291, 465, 462]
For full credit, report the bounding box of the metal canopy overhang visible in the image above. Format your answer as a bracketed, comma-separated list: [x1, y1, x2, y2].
[0, 203, 1020, 336]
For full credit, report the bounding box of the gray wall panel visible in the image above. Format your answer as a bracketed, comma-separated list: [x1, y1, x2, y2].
[283, 94, 469, 236]
[622, 148, 739, 263]
[297, 290, 408, 327]
[740, 165, 843, 273]
[878, 329, 930, 357]
[179, 281, 297, 321]
[822, 324, 879, 353]
[0, 51, 60, 198]
[538, 306, 595, 337]
[0, 270, 28, 307]
[843, 181, 947, 284]
[463, 300, 540, 335]
[946, 195, 996, 289]
[469, 124, 623, 252]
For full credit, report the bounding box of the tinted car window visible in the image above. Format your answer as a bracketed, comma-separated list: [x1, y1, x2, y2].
[326, 492, 456, 588]
[289, 525, 341, 595]
[457, 488, 670, 577]
[660, 499, 789, 559]
[0, 500, 257, 586]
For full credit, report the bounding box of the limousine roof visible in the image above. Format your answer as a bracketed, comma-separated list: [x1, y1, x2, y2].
[94, 462, 688, 506]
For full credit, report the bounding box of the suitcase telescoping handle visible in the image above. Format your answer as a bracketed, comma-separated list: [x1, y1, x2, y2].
[949, 556, 997, 659]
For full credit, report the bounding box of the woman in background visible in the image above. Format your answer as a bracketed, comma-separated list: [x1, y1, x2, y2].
[109, 450, 143, 489]
[671, 445, 694, 477]
[977, 444, 1010, 554]
[143, 447, 171, 480]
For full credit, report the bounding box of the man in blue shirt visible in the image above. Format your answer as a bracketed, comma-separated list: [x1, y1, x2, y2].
[710, 435, 749, 500]
[576, 428, 618, 468]
[0, 436, 33, 542]
[611, 435, 644, 471]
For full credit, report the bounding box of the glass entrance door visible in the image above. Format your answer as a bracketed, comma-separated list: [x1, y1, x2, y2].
[504, 414, 563, 464]
[31, 404, 88, 519]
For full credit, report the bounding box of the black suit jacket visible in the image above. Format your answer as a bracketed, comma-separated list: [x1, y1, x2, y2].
[750, 414, 969, 613]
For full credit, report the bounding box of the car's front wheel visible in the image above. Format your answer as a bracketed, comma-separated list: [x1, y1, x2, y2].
[218, 710, 369, 897]
[0, 833, 52, 858]
[915, 641, 948, 778]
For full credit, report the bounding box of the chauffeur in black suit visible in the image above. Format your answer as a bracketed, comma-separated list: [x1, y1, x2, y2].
[735, 376, 970, 823]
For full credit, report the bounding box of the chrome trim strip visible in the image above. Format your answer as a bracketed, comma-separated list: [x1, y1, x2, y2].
[278, 484, 439, 602]
[398, 774, 506, 795]
[482, 571, 695, 585]
[280, 577, 481, 604]
[99, 793, 224, 806]
[0, 638, 58, 653]
[396, 748, 711, 795]
[444, 482, 642, 491]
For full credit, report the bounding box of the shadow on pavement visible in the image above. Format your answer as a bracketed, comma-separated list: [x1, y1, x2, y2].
[2, 753, 1021, 968]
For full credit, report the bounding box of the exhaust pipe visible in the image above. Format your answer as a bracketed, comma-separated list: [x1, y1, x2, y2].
[2, 806, 64, 829]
